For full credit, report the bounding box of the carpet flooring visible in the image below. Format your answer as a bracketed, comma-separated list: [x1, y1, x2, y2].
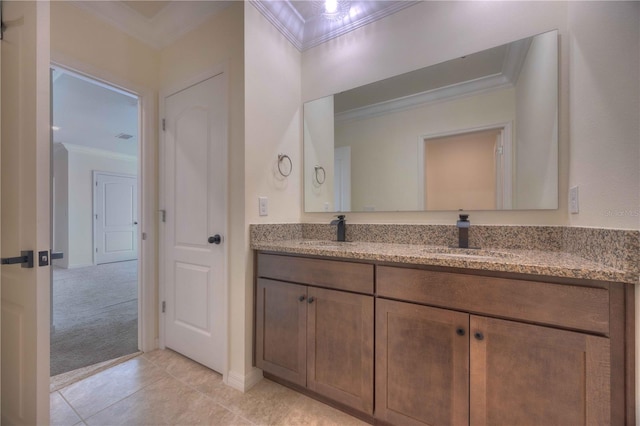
[51, 260, 138, 376]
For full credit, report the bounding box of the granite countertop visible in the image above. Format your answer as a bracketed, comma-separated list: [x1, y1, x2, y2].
[251, 239, 630, 283]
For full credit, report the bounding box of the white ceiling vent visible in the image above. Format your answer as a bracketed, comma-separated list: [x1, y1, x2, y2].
[115, 133, 134, 140]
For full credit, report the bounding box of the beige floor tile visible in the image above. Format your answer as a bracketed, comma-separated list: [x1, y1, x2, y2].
[216, 379, 303, 426]
[144, 349, 224, 387]
[281, 395, 369, 426]
[50, 391, 82, 426]
[60, 357, 167, 419]
[84, 376, 243, 426]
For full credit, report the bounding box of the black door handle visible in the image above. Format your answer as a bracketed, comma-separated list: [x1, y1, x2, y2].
[51, 252, 64, 260]
[208, 235, 222, 244]
[1, 250, 34, 268]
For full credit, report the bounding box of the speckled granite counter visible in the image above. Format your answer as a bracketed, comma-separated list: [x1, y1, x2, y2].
[250, 224, 640, 284]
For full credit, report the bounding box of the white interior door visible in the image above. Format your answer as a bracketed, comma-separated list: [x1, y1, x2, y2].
[94, 172, 138, 264]
[162, 73, 227, 373]
[1, 1, 51, 424]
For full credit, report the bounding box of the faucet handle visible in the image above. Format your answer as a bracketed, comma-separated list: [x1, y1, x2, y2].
[458, 214, 469, 221]
[335, 214, 346, 220]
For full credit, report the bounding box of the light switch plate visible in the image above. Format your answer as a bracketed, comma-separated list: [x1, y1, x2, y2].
[258, 196, 268, 216]
[569, 186, 579, 214]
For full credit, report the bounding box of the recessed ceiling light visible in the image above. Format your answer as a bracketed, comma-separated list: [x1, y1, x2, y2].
[52, 126, 60, 131]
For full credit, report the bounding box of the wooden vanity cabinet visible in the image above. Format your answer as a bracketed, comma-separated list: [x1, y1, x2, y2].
[376, 265, 620, 426]
[255, 252, 633, 425]
[255, 253, 375, 415]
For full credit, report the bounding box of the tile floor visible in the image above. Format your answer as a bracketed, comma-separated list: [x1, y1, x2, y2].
[51, 349, 368, 425]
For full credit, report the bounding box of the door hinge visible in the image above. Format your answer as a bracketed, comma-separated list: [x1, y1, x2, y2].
[96, 247, 98, 253]
[496, 146, 504, 155]
[159, 209, 166, 223]
[162, 119, 166, 131]
[142, 232, 147, 240]
[162, 301, 166, 313]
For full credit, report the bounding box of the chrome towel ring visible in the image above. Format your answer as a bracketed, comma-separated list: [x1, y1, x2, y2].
[314, 165, 326, 185]
[277, 154, 292, 177]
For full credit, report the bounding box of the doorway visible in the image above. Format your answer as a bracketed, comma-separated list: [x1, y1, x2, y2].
[50, 67, 141, 376]
[419, 124, 512, 210]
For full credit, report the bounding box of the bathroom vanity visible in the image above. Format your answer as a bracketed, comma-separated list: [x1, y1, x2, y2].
[253, 238, 635, 425]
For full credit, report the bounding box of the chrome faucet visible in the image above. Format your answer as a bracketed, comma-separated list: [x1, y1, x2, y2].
[456, 214, 470, 248]
[330, 215, 346, 242]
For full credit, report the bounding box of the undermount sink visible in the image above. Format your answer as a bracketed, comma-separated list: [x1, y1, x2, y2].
[421, 246, 519, 260]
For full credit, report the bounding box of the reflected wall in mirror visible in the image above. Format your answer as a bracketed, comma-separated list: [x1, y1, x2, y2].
[304, 30, 558, 212]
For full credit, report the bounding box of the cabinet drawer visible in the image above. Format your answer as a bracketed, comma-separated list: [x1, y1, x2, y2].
[377, 266, 610, 335]
[258, 253, 374, 294]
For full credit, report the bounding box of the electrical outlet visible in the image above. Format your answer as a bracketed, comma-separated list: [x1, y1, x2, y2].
[569, 186, 579, 214]
[258, 197, 268, 216]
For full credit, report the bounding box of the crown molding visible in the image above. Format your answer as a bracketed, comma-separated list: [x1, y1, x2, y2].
[335, 74, 513, 124]
[250, 1, 421, 52]
[72, 1, 232, 50]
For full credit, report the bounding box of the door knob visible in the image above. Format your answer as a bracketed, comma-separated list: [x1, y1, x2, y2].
[208, 235, 222, 244]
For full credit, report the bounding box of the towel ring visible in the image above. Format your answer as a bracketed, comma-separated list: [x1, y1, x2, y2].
[314, 165, 326, 185]
[277, 154, 292, 177]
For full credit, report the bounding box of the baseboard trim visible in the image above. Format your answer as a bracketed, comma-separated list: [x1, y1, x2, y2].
[226, 367, 263, 392]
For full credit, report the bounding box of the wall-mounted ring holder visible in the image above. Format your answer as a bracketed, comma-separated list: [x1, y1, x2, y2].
[277, 154, 292, 177]
[314, 165, 326, 185]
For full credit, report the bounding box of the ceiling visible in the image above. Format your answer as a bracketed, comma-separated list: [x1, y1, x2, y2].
[52, 69, 139, 157]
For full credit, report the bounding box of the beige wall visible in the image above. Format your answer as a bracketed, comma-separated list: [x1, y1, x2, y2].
[244, 2, 302, 379]
[51, 2, 159, 91]
[567, 2, 639, 230]
[159, 2, 247, 380]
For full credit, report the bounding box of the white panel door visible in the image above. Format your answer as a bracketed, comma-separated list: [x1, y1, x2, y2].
[1, 1, 51, 424]
[94, 172, 138, 264]
[163, 73, 227, 373]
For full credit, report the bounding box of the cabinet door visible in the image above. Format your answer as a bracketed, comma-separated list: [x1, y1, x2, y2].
[470, 316, 610, 426]
[307, 287, 374, 414]
[256, 278, 307, 386]
[376, 299, 470, 426]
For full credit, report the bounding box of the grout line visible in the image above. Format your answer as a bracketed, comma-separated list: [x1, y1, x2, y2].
[58, 390, 85, 424]
[76, 363, 168, 423]
[141, 351, 261, 424]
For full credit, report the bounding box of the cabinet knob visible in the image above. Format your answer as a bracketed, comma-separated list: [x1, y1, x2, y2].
[298, 295, 306, 302]
[308, 296, 315, 304]
[474, 331, 484, 341]
[456, 327, 465, 336]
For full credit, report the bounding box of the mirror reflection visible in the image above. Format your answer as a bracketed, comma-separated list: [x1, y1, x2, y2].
[304, 30, 558, 212]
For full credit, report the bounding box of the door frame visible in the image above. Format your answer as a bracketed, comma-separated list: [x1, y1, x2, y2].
[417, 122, 513, 210]
[51, 55, 157, 353]
[92, 171, 138, 265]
[333, 146, 351, 212]
[158, 63, 230, 382]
